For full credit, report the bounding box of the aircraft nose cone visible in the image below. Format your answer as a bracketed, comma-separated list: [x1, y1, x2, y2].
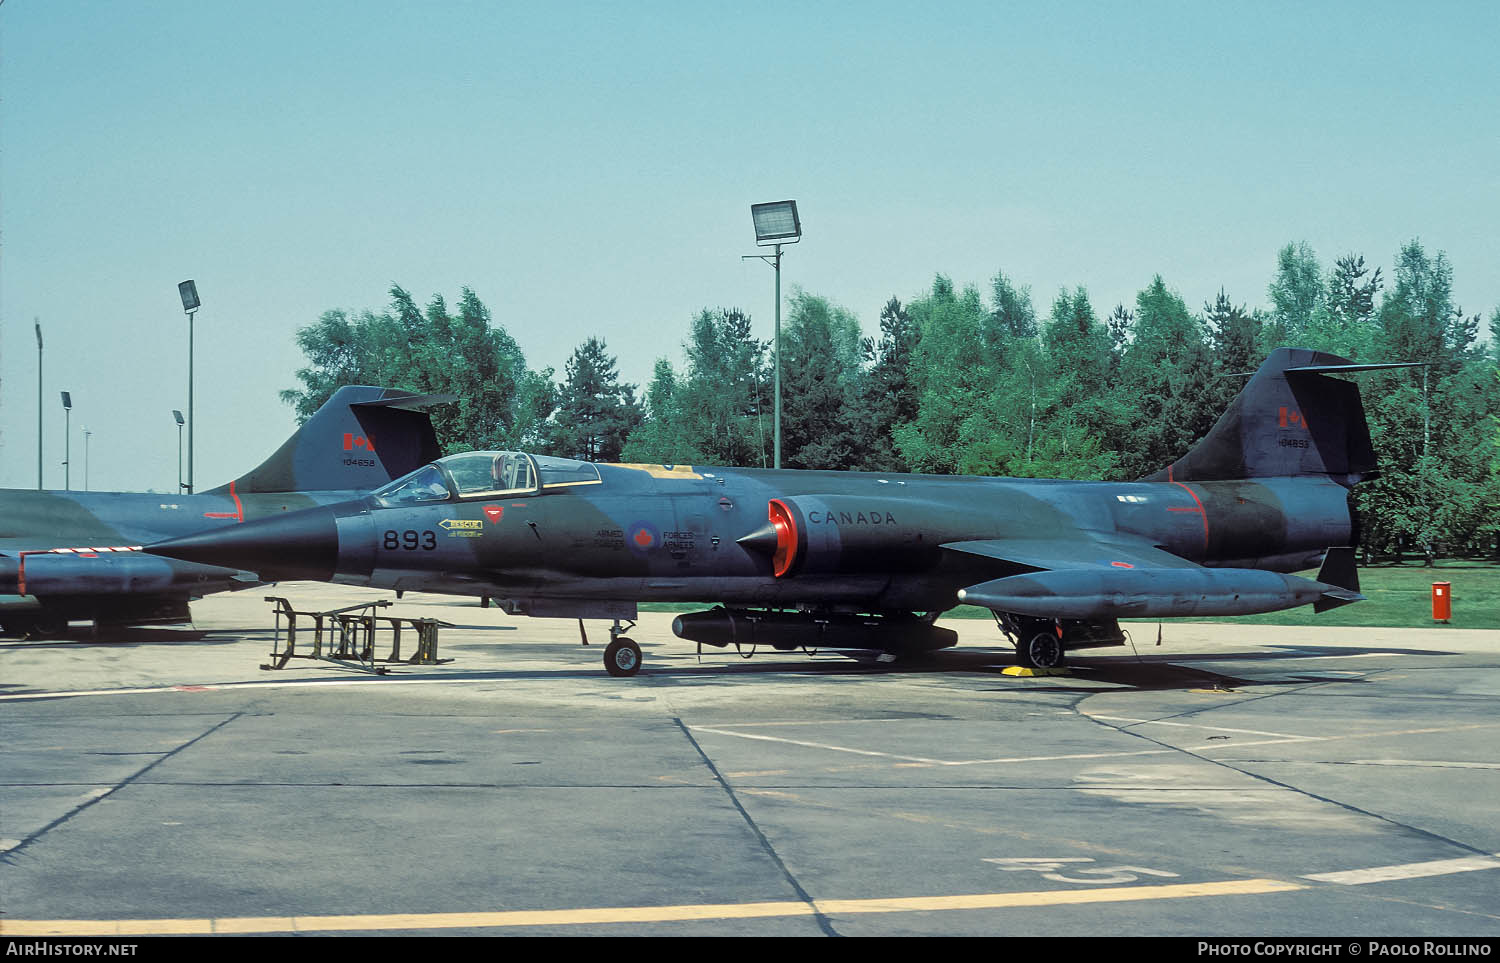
[146, 506, 341, 583]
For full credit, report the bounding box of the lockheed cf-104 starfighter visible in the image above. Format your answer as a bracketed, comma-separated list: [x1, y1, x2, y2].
[0, 387, 450, 637]
[146, 349, 1411, 675]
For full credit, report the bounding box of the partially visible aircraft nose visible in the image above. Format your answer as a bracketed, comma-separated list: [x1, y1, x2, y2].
[146, 506, 341, 583]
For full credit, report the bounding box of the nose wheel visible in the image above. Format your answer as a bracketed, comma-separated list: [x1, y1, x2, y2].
[603, 620, 642, 677]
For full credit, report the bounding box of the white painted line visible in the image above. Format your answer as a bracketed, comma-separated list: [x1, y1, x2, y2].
[1089, 716, 1500, 756]
[688, 726, 952, 764]
[1303, 854, 1500, 885]
[939, 749, 1178, 767]
[1344, 759, 1500, 770]
[689, 725, 1176, 767]
[696, 719, 941, 729]
[1089, 715, 1319, 741]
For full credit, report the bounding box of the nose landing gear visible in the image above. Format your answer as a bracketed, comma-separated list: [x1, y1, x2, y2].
[603, 619, 641, 677]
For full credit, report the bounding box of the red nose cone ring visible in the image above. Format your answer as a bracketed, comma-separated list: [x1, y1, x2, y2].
[768, 499, 799, 578]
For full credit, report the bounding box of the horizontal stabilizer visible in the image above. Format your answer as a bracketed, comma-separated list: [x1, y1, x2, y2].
[1313, 546, 1364, 612]
[1284, 362, 1426, 375]
[350, 392, 458, 411]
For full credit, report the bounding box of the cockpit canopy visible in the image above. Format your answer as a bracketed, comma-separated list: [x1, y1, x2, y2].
[372, 451, 600, 507]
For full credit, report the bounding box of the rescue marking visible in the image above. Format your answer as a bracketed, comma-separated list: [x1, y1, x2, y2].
[0, 878, 1304, 934]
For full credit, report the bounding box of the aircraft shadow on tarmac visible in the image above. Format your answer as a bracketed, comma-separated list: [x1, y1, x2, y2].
[198, 642, 1447, 693]
[0, 627, 220, 647]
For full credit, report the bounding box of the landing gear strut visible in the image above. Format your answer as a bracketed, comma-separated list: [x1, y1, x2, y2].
[603, 619, 641, 677]
[995, 614, 1068, 670]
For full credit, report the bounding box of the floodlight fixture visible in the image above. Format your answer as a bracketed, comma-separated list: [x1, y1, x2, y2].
[179, 280, 201, 313]
[744, 199, 804, 469]
[751, 200, 801, 246]
[61, 391, 72, 490]
[173, 410, 186, 493]
[178, 281, 201, 493]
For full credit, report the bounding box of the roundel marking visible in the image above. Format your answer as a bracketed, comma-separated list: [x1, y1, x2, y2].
[628, 521, 660, 555]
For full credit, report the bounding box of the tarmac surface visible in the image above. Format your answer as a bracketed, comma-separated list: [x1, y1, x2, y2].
[2, 584, 1498, 937]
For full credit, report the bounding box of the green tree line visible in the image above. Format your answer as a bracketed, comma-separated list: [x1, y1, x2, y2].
[283, 239, 1500, 564]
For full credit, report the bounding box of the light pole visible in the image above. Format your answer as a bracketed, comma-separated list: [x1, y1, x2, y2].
[35, 320, 43, 489]
[744, 200, 802, 469]
[173, 410, 185, 494]
[82, 428, 92, 492]
[178, 281, 201, 494]
[60, 392, 72, 490]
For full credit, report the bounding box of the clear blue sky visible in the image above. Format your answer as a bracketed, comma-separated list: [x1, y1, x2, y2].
[3, 0, 1496, 492]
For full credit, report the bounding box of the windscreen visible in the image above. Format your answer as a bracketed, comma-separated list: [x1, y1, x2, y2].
[373, 464, 451, 506]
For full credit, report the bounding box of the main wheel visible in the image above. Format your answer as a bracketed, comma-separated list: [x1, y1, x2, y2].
[1017, 629, 1066, 669]
[604, 637, 642, 677]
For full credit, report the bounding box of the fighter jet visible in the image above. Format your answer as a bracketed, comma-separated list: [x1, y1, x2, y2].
[147, 348, 1411, 676]
[0, 387, 451, 637]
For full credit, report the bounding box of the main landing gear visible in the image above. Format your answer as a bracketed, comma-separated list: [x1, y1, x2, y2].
[603, 619, 642, 677]
[994, 614, 1129, 670]
[996, 614, 1068, 670]
[1017, 626, 1067, 670]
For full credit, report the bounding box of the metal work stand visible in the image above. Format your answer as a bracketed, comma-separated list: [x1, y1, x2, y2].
[262, 597, 454, 674]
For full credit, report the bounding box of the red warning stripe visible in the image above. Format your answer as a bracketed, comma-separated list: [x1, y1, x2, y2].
[1168, 481, 1210, 551]
[16, 546, 144, 595]
[203, 479, 244, 522]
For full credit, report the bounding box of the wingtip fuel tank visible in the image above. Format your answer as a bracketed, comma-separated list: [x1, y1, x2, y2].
[955, 566, 1362, 620]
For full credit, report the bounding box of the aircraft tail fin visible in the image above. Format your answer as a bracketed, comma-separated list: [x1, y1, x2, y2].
[1144, 348, 1420, 487]
[210, 387, 453, 495]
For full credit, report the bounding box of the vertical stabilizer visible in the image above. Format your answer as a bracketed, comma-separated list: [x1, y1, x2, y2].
[211, 388, 451, 494]
[1144, 348, 1414, 487]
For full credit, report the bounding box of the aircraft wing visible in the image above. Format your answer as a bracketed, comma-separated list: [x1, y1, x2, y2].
[941, 534, 1201, 574]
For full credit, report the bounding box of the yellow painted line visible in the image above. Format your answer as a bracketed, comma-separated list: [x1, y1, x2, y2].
[1302, 854, 1500, 885]
[1, 879, 1303, 935]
